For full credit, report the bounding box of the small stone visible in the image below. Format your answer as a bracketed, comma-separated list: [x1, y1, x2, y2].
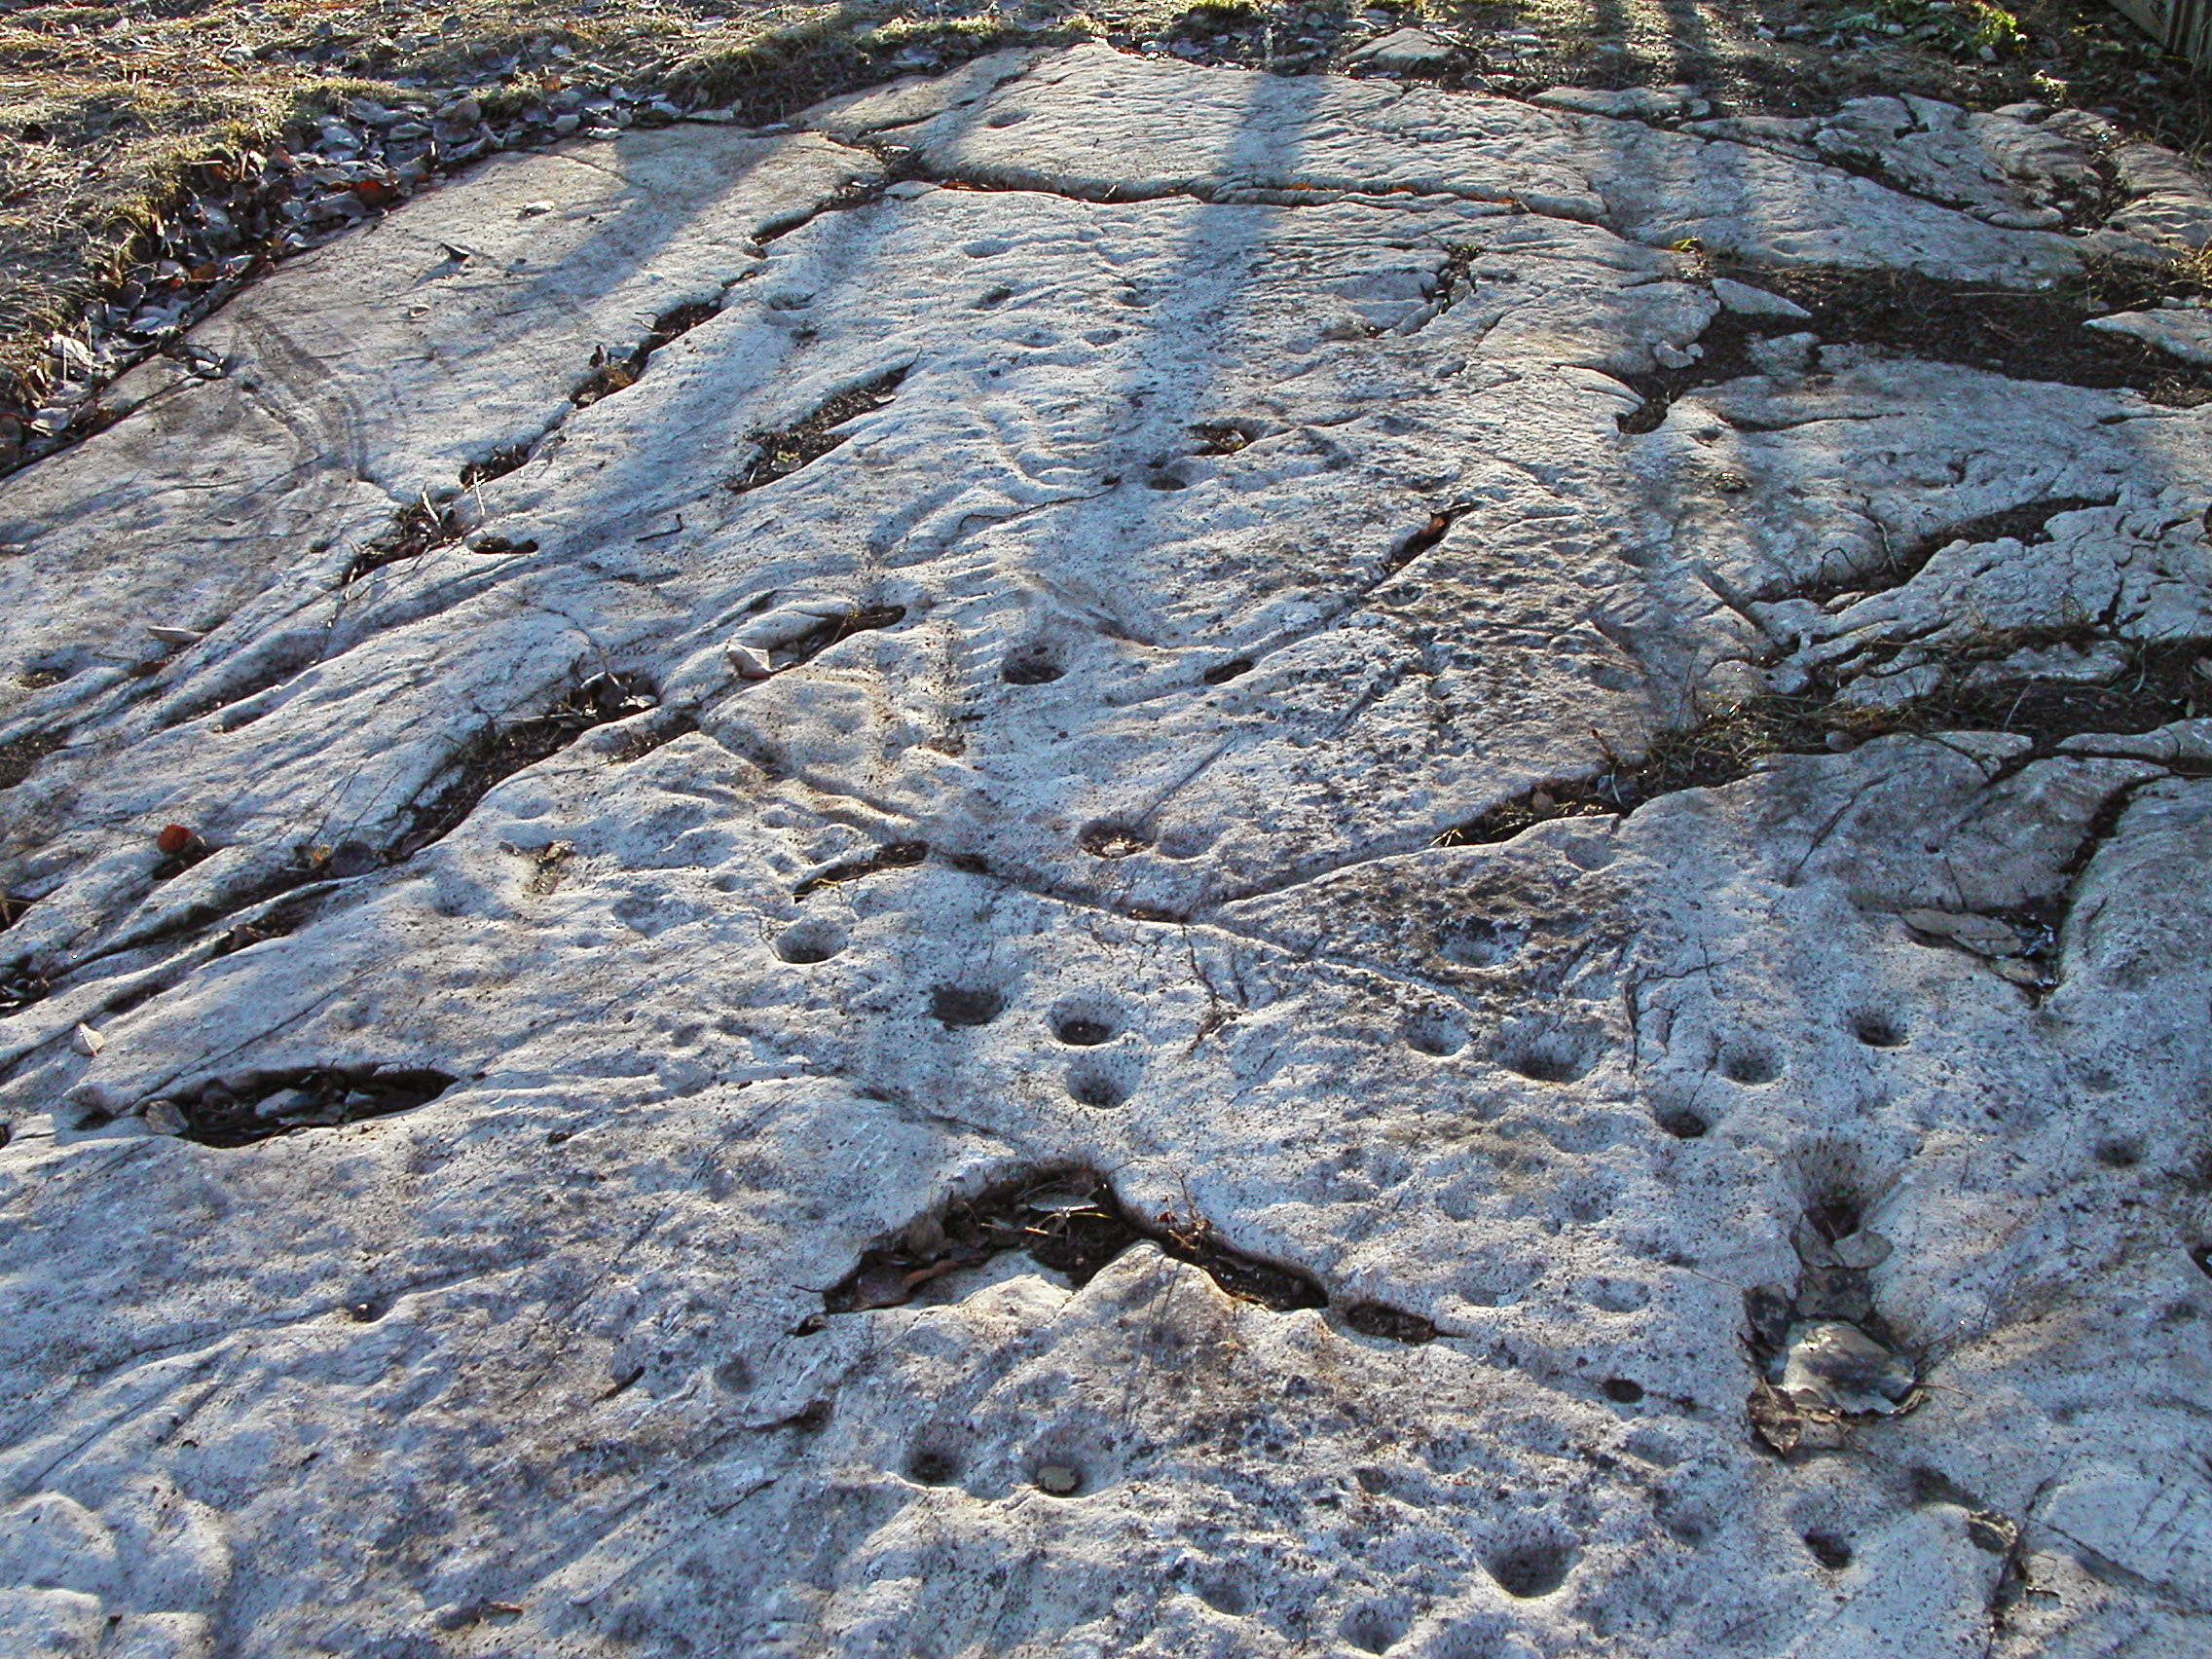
[253, 1088, 315, 1121]
[1791, 1213, 1842, 1268]
[901, 1213, 946, 1256]
[727, 643, 773, 680]
[1346, 26, 1456, 72]
[1781, 1320, 1916, 1416]
[1034, 1462, 1082, 1495]
[518, 201, 555, 218]
[1743, 1282, 1793, 1349]
[1966, 1511, 2017, 1554]
[1749, 333, 1817, 376]
[141, 1099, 189, 1136]
[1711, 276, 1812, 320]
[72, 1023, 105, 1058]
[1980, 205, 2064, 230]
[146, 624, 203, 645]
[1533, 85, 1685, 120]
[2084, 310, 2212, 370]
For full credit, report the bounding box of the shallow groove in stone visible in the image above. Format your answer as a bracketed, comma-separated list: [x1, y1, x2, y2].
[571, 298, 725, 408]
[729, 369, 907, 494]
[343, 497, 466, 586]
[391, 671, 656, 862]
[793, 837, 930, 900]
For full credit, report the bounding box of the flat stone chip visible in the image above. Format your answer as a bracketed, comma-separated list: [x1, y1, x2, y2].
[1034, 1462, 1083, 1496]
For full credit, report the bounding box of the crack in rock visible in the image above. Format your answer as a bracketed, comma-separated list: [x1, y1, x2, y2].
[814, 1166, 1438, 1344]
[728, 368, 908, 494]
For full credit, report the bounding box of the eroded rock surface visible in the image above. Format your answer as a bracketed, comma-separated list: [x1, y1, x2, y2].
[1, 45, 2210, 1659]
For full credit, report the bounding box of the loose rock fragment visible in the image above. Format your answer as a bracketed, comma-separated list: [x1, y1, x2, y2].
[1712, 277, 1813, 320]
[1346, 27, 1456, 72]
[1781, 1320, 1917, 1417]
[1034, 1463, 1082, 1496]
[1899, 908, 2025, 957]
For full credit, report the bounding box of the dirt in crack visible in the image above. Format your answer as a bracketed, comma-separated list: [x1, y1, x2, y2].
[769, 604, 908, 675]
[1440, 639, 2212, 847]
[729, 369, 905, 494]
[1744, 1172, 1921, 1457]
[345, 498, 465, 584]
[391, 671, 655, 861]
[140, 1064, 458, 1147]
[0, 957, 48, 1015]
[811, 1167, 1436, 1342]
[571, 299, 723, 407]
[1792, 495, 2120, 607]
[793, 837, 928, 900]
[1385, 504, 1468, 575]
[0, 729, 67, 793]
[1617, 258, 2212, 434]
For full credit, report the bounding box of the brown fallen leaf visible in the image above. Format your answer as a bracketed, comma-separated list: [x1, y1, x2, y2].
[1749, 1379, 1852, 1456]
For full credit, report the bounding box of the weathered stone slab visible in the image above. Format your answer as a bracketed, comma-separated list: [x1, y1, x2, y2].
[0, 46, 2208, 1659]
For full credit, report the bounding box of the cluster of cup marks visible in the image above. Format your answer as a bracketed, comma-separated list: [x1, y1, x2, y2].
[775, 902, 1136, 1112]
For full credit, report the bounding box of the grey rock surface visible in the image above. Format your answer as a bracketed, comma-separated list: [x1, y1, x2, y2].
[2087, 303, 2212, 367]
[1, 43, 2211, 1659]
[1346, 27, 1459, 73]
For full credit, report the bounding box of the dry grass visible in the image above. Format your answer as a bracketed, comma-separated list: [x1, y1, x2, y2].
[0, 0, 1014, 392]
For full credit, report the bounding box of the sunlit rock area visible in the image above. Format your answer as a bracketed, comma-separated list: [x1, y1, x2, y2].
[2, 42, 2212, 1659]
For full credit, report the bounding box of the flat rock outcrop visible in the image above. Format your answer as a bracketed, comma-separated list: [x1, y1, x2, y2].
[1, 45, 2210, 1659]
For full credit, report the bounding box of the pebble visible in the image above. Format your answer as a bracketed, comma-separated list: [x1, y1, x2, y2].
[1712, 276, 1813, 320]
[1781, 1320, 1916, 1415]
[1034, 1463, 1082, 1495]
